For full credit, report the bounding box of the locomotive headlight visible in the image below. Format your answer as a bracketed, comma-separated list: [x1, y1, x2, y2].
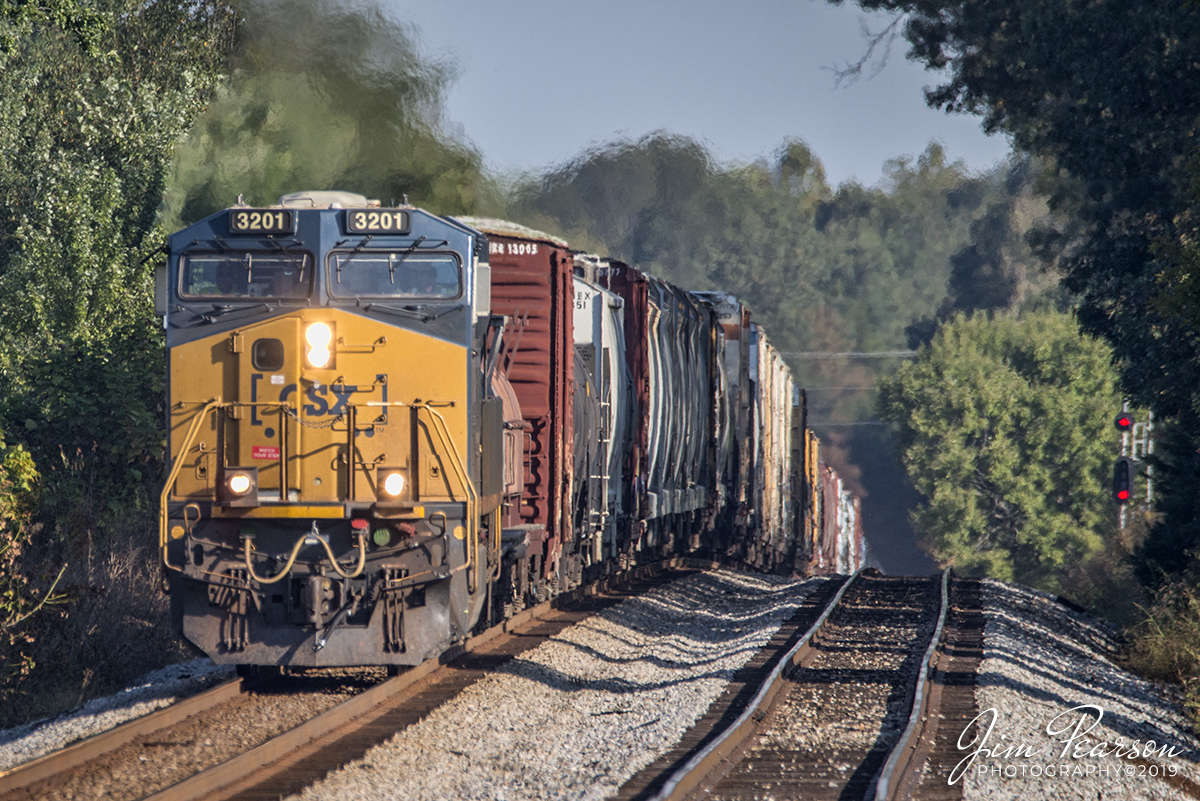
[305, 322, 333, 368]
[376, 468, 408, 502]
[222, 467, 259, 507]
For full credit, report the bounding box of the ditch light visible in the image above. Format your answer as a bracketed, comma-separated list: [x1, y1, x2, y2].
[223, 467, 259, 507]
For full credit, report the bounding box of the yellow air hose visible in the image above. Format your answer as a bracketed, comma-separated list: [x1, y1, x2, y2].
[241, 527, 367, 584]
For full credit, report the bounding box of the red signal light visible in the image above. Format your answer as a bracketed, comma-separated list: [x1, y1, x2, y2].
[1114, 413, 1135, 431]
[1113, 457, 1134, 504]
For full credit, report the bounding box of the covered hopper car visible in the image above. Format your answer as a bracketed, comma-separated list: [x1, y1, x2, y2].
[156, 192, 863, 668]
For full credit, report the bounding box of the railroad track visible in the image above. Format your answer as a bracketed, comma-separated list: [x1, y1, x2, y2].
[0, 566, 988, 801]
[0, 560, 705, 801]
[632, 569, 988, 801]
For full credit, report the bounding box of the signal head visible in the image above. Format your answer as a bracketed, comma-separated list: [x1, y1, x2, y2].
[1112, 456, 1134, 504]
[1114, 413, 1135, 432]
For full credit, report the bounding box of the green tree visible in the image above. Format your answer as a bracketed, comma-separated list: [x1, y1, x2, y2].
[877, 310, 1122, 590]
[0, 1, 235, 347]
[829, 0, 1200, 585]
[0, 434, 47, 697]
[0, 1, 234, 537]
[165, 0, 495, 227]
[0, 0, 234, 704]
[511, 135, 1060, 423]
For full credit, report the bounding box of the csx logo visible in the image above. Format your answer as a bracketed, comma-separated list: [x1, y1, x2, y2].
[249, 373, 387, 431]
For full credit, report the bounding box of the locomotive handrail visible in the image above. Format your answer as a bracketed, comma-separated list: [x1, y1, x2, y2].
[161, 398, 477, 589]
[160, 399, 223, 571]
[417, 404, 479, 593]
[161, 398, 294, 571]
[352, 398, 479, 587]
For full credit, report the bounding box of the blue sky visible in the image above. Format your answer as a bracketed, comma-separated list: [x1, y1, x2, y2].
[384, 0, 1012, 187]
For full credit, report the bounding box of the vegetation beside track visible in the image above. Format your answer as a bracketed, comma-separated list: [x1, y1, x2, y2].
[1, 0, 1198, 727]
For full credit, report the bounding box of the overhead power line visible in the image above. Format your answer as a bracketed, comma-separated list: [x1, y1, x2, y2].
[782, 350, 917, 359]
[805, 386, 880, 391]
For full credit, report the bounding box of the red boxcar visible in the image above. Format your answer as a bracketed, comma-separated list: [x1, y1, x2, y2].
[462, 218, 575, 596]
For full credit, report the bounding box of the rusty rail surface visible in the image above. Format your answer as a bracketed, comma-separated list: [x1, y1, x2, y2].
[145, 558, 710, 801]
[648, 570, 864, 801]
[872, 567, 952, 800]
[2, 558, 717, 801]
[0, 679, 244, 796]
[649, 569, 952, 801]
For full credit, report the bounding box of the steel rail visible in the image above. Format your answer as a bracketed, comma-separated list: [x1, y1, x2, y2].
[138, 557, 712, 801]
[0, 557, 712, 801]
[648, 570, 863, 801]
[0, 679, 244, 796]
[872, 567, 953, 801]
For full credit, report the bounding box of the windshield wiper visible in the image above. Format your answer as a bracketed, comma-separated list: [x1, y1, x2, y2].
[359, 301, 430, 322]
[198, 303, 270, 323]
[420, 303, 464, 321]
[263, 238, 308, 280]
[335, 236, 373, 284]
[387, 236, 427, 284]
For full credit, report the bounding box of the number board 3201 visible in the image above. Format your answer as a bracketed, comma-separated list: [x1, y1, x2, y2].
[346, 209, 409, 234]
[229, 209, 296, 234]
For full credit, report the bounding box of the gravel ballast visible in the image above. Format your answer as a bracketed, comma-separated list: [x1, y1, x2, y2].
[295, 569, 824, 801]
[960, 579, 1200, 800]
[0, 659, 234, 773]
[4, 569, 1199, 801]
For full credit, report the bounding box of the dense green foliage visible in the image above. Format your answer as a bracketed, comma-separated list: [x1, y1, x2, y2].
[0, 0, 234, 526]
[0, 435, 46, 692]
[0, 1, 234, 345]
[513, 137, 971, 356]
[0, 0, 235, 713]
[829, 0, 1200, 587]
[877, 311, 1121, 589]
[831, 0, 1200, 709]
[165, 0, 495, 227]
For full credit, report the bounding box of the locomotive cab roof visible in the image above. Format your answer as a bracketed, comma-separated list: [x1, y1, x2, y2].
[275, 190, 382, 209]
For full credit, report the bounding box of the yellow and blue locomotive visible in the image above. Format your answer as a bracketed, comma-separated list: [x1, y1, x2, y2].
[157, 192, 866, 670]
[158, 191, 503, 667]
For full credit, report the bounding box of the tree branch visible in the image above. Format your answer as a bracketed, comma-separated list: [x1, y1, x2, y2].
[829, 14, 905, 88]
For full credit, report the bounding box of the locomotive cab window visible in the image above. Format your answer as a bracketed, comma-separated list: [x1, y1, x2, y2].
[328, 252, 460, 300]
[181, 253, 312, 300]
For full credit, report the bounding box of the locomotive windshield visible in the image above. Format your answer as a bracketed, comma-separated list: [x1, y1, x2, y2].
[181, 253, 311, 299]
[327, 252, 460, 299]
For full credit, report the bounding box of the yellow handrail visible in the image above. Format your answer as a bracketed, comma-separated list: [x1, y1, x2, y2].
[419, 404, 479, 592]
[160, 400, 222, 571]
[160, 398, 478, 594]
